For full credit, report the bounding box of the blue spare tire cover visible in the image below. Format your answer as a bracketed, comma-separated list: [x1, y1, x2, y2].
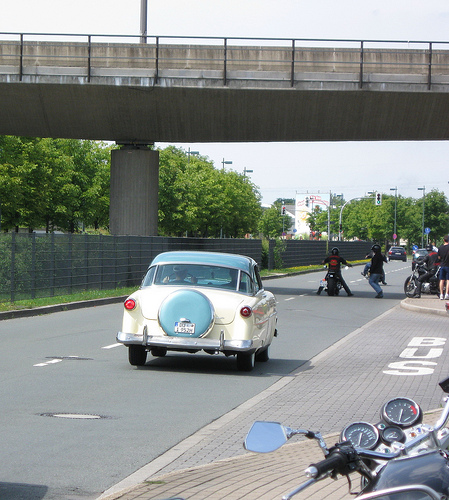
[158, 289, 214, 338]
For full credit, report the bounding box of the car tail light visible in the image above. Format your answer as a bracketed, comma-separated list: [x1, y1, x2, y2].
[124, 298, 136, 311]
[240, 306, 252, 318]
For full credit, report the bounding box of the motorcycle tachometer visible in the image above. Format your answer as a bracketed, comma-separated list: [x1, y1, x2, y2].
[381, 397, 422, 428]
[340, 422, 379, 449]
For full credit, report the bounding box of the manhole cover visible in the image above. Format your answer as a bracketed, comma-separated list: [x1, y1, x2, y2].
[39, 413, 110, 420]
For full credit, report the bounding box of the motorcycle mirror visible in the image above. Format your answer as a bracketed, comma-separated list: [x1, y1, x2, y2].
[244, 421, 288, 453]
[439, 375, 449, 393]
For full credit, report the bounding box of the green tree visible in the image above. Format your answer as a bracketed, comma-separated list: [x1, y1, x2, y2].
[258, 202, 291, 238]
[0, 136, 112, 232]
[157, 146, 262, 237]
[420, 189, 449, 244]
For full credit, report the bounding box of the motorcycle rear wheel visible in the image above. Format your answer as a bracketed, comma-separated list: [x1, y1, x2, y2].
[327, 278, 336, 296]
[404, 276, 418, 298]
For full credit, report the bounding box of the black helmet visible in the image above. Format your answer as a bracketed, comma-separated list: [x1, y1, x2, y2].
[331, 247, 339, 255]
[371, 244, 381, 253]
[426, 244, 433, 251]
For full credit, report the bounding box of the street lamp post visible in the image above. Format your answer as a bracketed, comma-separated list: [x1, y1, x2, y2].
[243, 167, 253, 177]
[339, 194, 374, 241]
[418, 186, 425, 247]
[390, 186, 397, 244]
[222, 158, 232, 170]
[140, 0, 148, 43]
[187, 148, 199, 164]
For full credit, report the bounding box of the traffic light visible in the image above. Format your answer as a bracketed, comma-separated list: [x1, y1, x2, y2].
[305, 197, 309, 207]
[281, 205, 286, 215]
[375, 192, 382, 206]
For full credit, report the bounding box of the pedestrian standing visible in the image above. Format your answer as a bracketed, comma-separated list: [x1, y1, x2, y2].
[437, 235, 449, 300]
[369, 244, 387, 298]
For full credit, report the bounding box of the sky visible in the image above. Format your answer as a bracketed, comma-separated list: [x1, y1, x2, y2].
[2, 0, 449, 205]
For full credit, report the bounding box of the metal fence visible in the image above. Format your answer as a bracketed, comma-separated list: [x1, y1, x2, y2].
[1, 33, 449, 90]
[273, 239, 371, 268]
[0, 233, 371, 302]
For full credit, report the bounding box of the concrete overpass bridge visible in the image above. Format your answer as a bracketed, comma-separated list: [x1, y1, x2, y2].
[1, 33, 449, 235]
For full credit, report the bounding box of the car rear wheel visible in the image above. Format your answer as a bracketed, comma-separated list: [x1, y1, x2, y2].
[151, 347, 167, 357]
[236, 352, 255, 372]
[255, 346, 269, 362]
[128, 345, 147, 366]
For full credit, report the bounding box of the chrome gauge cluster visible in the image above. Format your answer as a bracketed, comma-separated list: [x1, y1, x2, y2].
[341, 422, 379, 449]
[341, 397, 422, 450]
[381, 397, 422, 428]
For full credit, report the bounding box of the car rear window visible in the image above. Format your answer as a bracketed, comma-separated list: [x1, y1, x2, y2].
[142, 264, 252, 293]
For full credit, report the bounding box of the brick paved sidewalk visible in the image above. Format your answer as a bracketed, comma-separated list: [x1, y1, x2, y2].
[99, 300, 448, 500]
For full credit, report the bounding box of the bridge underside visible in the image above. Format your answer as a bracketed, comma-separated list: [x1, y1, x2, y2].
[1, 82, 449, 142]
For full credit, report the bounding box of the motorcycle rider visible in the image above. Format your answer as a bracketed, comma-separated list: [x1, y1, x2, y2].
[369, 244, 387, 298]
[361, 249, 387, 285]
[414, 243, 439, 298]
[317, 247, 353, 296]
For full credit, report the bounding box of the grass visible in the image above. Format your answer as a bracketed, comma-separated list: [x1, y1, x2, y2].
[0, 260, 368, 312]
[0, 287, 138, 312]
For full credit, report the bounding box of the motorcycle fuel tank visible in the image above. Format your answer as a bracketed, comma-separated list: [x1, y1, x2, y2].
[362, 450, 449, 496]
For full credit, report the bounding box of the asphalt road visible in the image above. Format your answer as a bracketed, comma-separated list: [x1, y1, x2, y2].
[0, 261, 411, 499]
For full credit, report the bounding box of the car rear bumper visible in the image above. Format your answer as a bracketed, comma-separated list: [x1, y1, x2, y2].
[117, 331, 262, 352]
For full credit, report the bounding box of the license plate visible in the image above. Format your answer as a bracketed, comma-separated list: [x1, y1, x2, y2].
[175, 321, 195, 334]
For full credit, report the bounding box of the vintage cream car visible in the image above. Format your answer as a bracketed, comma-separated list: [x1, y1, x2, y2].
[117, 251, 277, 371]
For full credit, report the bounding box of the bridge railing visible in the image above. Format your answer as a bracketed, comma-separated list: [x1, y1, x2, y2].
[1, 33, 449, 90]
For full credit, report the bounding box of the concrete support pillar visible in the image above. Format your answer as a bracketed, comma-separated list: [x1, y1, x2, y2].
[110, 145, 159, 236]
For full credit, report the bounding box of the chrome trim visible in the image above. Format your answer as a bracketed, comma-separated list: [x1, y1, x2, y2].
[117, 331, 259, 351]
[357, 484, 441, 500]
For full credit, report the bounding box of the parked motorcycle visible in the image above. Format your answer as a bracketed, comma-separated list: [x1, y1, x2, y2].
[245, 375, 449, 500]
[404, 261, 440, 297]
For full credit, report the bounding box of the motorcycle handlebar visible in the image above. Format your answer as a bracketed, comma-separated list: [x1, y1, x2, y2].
[305, 450, 349, 478]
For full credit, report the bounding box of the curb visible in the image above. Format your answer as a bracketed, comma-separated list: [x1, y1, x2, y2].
[400, 298, 449, 317]
[0, 295, 128, 321]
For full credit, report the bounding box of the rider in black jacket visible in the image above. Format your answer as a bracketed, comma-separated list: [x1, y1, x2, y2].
[317, 247, 353, 296]
[369, 244, 388, 298]
[414, 244, 439, 298]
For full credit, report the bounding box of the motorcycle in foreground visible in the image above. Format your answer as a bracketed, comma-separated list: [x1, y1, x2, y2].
[245, 375, 449, 500]
[404, 261, 440, 297]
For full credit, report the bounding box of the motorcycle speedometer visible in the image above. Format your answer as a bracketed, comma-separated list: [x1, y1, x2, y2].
[340, 422, 379, 449]
[381, 397, 422, 428]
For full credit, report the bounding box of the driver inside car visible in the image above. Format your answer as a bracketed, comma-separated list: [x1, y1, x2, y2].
[163, 265, 197, 284]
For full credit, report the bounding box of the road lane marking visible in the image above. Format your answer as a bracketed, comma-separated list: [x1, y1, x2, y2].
[102, 343, 122, 349]
[34, 359, 63, 367]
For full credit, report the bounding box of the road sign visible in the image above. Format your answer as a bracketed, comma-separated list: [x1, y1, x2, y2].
[424, 227, 431, 234]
